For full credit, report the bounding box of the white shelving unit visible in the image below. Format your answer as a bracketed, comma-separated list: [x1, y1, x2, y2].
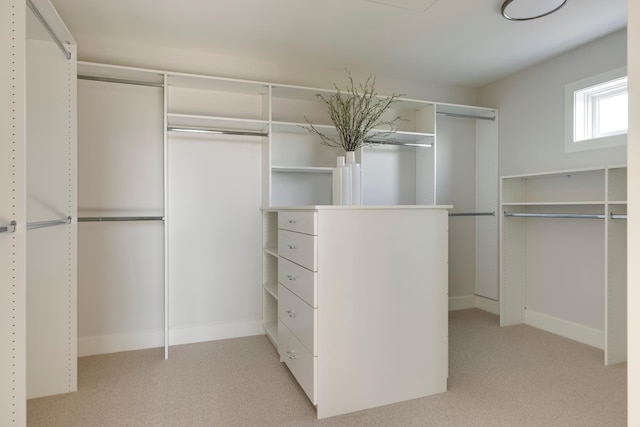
[269, 84, 437, 207]
[74, 61, 499, 368]
[500, 165, 627, 365]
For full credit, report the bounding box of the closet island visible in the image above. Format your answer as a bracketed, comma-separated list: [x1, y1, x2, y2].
[262, 205, 450, 418]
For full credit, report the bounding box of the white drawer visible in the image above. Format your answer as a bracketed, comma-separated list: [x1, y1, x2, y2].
[278, 257, 317, 307]
[278, 229, 317, 271]
[278, 284, 316, 355]
[278, 320, 316, 404]
[278, 211, 317, 235]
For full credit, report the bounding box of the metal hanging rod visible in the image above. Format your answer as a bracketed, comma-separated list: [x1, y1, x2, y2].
[78, 216, 165, 222]
[167, 126, 268, 137]
[610, 214, 628, 220]
[1, 221, 17, 234]
[26, 0, 72, 60]
[449, 211, 495, 217]
[27, 216, 72, 230]
[78, 74, 165, 88]
[364, 139, 433, 148]
[503, 212, 605, 219]
[436, 112, 496, 121]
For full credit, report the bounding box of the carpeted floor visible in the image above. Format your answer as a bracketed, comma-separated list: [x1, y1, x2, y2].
[27, 309, 627, 426]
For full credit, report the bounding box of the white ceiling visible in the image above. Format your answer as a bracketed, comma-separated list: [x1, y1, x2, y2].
[49, 0, 627, 88]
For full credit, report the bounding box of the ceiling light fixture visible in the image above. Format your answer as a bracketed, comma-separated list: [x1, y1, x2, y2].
[501, 0, 567, 21]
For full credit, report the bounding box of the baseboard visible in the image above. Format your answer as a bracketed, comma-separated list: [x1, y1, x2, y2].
[448, 295, 475, 311]
[448, 294, 500, 315]
[524, 309, 604, 350]
[169, 320, 264, 346]
[474, 295, 500, 315]
[79, 329, 164, 357]
[79, 320, 265, 357]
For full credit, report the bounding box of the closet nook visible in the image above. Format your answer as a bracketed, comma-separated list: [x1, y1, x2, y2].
[500, 165, 627, 365]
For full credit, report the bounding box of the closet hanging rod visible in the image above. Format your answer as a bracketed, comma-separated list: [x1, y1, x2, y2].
[449, 211, 495, 217]
[0, 221, 17, 234]
[167, 126, 268, 137]
[26, 0, 72, 60]
[503, 212, 605, 219]
[364, 139, 433, 148]
[27, 216, 72, 230]
[610, 214, 628, 220]
[78, 75, 165, 88]
[436, 112, 496, 121]
[78, 216, 165, 222]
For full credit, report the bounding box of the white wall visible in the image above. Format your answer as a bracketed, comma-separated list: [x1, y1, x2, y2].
[73, 38, 477, 107]
[478, 30, 628, 176]
[627, 1, 639, 424]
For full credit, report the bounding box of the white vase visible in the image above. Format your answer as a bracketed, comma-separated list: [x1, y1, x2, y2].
[345, 151, 362, 205]
[332, 156, 345, 205]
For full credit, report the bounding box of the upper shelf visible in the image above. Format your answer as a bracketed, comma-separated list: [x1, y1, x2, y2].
[167, 113, 269, 135]
[271, 121, 434, 147]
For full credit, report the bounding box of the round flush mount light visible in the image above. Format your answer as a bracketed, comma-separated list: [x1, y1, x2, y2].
[501, 0, 567, 21]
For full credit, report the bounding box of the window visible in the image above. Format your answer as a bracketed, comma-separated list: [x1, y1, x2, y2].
[564, 67, 627, 152]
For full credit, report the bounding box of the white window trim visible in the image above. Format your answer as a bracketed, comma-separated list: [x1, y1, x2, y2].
[564, 66, 627, 153]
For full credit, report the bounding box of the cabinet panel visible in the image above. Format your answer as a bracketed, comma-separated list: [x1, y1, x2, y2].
[278, 284, 316, 355]
[278, 320, 316, 404]
[278, 211, 317, 235]
[278, 229, 317, 271]
[278, 257, 317, 307]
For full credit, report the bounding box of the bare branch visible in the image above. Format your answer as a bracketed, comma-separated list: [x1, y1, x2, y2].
[302, 70, 405, 152]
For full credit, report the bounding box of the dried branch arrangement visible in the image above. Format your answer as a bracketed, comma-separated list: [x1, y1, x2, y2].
[304, 71, 404, 152]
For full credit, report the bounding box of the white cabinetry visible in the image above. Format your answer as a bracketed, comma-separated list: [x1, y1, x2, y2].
[269, 85, 437, 206]
[500, 166, 627, 365]
[2, 0, 77, 420]
[264, 206, 449, 418]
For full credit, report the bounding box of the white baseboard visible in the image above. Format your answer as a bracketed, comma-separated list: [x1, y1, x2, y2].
[448, 295, 475, 311]
[79, 320, 264, 357]
[79, 329, 164, 357]
[448, 294, 500, 315]
[474, 295, 500, 315]
[524, 309, 604, 350]
[169, 320, 264, 346]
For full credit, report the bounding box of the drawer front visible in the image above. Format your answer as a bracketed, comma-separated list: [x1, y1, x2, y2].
[278, 257, 317, 307]
[278, 320, 316, 404]
[278, 284, 316, 355]
[278, 229, 317, 271]
[278, 211, 317, 235]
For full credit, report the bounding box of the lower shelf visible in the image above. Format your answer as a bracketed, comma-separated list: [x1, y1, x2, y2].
[264, 321, 278, 347]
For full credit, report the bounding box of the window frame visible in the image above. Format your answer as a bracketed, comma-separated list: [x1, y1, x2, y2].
[564, 66, 628, 153]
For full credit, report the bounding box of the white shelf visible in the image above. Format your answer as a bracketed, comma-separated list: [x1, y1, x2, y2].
[608, 201, 628, 205]
[264, 282, 278, 300]
[167, 113, 269, 134]
[272, 166, 332, 174]
[272, 121, 433, 146]
[167, 73, 268, 94]
[264, 321, 278, 346]
[264, 247, 278, 257]
[501, 201, 605, 206]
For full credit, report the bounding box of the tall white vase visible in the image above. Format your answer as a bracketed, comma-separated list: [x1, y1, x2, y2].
[345, 151, 362, 205]
[333, 156, 352, 205]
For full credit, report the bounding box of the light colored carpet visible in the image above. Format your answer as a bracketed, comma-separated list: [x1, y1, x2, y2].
[27, 309, 627, 426]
